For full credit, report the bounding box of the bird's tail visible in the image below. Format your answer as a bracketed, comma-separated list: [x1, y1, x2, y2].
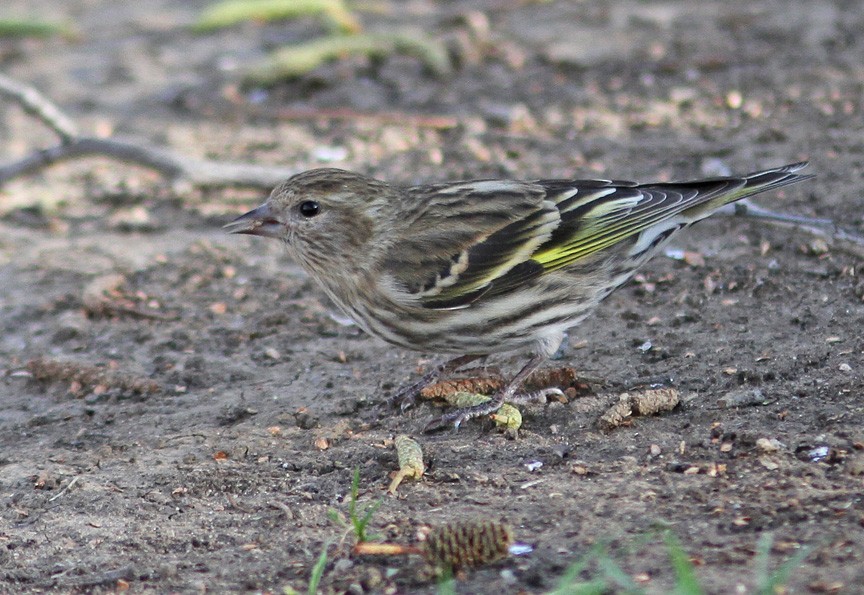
[736, 161, 814, 199]
[682, 161, 813, 217]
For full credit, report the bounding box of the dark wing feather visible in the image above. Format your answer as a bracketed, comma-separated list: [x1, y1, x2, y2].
[384, 163, 811, 309]
[382, 180, 560, 310]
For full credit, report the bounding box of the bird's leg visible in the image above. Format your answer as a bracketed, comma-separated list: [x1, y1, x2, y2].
[388, 353, 484, 411]
[424, 353, 548, 432]
[505, 387, 567, 406]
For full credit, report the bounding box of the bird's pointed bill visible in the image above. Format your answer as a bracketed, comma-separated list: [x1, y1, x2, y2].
[223, 204, 283, 238]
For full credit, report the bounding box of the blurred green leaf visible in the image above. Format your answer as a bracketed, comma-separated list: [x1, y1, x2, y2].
[194, 0, 361, 34]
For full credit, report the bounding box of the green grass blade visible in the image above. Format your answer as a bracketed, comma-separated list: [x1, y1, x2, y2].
[595, 549, 644, 594]
[663, 532, 704, 595]
[0, 18, 70, 38]
[307, 541, 329, 595]
[754, 533, 811, 595]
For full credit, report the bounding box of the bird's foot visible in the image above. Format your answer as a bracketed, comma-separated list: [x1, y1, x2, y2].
[386, 376, 429, 412]
[506, 387, 567, 406]
[423, 392, 506, 433]
[385, 354, 484, 413]
[422, 387, 566, 433]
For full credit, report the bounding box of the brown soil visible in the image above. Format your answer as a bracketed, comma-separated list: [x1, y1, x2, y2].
[2, 1, 863, 593]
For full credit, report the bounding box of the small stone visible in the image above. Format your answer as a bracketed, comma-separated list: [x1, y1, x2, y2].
[571, 464, 589, 476]
[759, 456, 780, 470]
[846, 455, 864, 476]
[718, 388, 769, 408]
[756, 438, 782, 453]
[332, 558, 354, 574]
[726, 90, 743, 109]
[807, 238, 830, 255]
[108, 206, 154, 231]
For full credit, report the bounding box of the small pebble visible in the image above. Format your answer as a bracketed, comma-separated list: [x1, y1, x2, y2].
[756, 438, 783, 453]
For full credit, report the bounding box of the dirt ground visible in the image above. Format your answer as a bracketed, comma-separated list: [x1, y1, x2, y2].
[2, 0, 864, 593]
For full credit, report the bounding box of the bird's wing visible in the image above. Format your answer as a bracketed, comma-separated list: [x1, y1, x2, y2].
[386, 163, 810, 310]
[382, 180, 562, 310]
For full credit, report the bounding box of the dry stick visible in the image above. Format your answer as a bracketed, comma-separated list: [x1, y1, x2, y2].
[47, 476, 80, 503]
[0, 72, 77, 140]
[720, 196, 864, 259]
[0, 73, 296, 189]
[0, 136, 297, 189]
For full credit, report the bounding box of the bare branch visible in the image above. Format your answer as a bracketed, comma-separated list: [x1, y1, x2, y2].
[0, 72, 78, 141]
[0, 73, 296, 190]
[0, 136, 297, 189]
[726, 199, 864, 259]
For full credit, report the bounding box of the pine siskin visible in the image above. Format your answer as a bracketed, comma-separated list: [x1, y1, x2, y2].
[225, 162, 812, 430]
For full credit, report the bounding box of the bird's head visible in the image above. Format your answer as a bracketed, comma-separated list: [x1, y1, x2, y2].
[224, 168, 393, 274]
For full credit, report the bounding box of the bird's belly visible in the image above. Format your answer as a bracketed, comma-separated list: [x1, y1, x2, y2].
[345, 283, 600, 355]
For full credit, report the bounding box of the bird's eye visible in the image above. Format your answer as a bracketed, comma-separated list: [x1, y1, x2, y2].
[298, 200, 320, 218]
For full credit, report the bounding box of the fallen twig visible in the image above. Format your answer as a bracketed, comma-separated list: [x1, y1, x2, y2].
[0, 134, 298, 190]
[48, 476, 80, 503]
[728, 199, 864, 259]
[0, 72, 78, 140]
[0, 73, 297, 190]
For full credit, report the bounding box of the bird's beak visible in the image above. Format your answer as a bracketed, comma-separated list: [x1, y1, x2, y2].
[223, 203, 283, 239]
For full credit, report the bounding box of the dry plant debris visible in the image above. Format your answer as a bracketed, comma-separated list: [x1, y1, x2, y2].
[25, 357, 161, 397]
[422, 520, 513, 569]
[420, 366, 591, 400]
[597, 387, 680, 432]
[0, 18, 70, 38]
[195, 0, 449, 83]
[717, 387, 772, 408]
[82, 273, 177, 320]
[420, 377, 504, 399]
[247, 33, 452, 83]
[353, 519, 514, 571]
[388, 434, 425, 494]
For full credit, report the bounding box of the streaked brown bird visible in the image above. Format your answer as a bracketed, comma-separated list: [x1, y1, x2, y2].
[225, 162, 812, 430]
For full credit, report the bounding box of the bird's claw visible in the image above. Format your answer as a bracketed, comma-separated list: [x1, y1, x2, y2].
[386, 355, 487, 416]
[498, 387, 566, 406]
[386, 382, 422, 412]
[423, 396, 504, 433]
[422, 410, 467, 433]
